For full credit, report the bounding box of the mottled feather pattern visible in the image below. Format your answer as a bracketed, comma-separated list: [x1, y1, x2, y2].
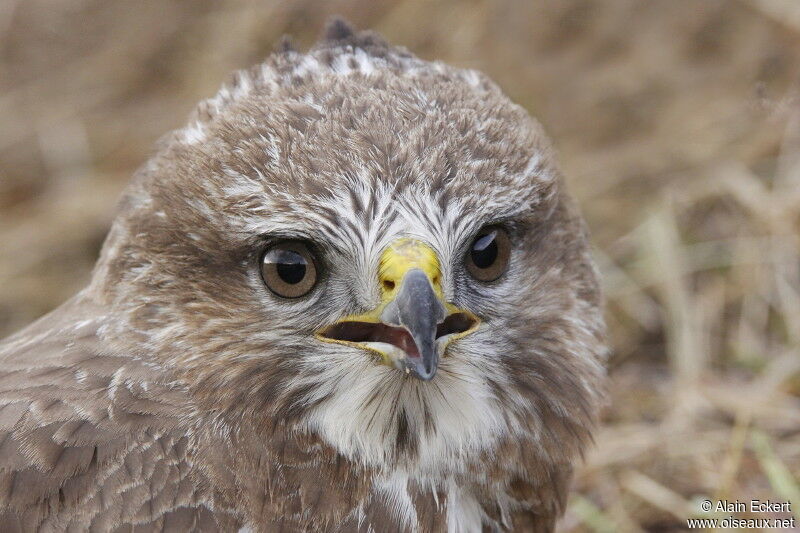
[0, 20, 605, 532]
[0, 297, 224, 531]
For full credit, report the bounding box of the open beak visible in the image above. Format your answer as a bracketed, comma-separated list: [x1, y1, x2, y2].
[316, 239, 479, 381]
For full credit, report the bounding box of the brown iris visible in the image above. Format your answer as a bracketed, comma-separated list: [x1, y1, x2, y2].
[465, 225, 511, 281]
[260, 241, 318, 298]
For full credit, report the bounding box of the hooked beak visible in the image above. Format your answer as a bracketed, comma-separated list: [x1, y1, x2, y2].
[379, 268, 444, 379]
[316, 239, 479, 381]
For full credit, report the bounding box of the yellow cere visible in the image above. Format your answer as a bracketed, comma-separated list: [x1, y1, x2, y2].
[378, 238, 442, 299]
[331, 239, 443, 324]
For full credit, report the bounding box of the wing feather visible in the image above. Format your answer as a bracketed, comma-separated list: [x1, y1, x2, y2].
[0, 297, 226, 531]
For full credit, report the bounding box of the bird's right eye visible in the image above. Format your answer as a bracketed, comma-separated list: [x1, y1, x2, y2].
[260, 241, 318, 298]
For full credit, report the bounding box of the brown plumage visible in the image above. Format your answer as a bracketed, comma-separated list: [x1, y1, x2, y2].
[0, 19, 606, 532]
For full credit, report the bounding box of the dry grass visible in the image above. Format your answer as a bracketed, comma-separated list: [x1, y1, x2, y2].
[1, 1, 799, 531]
[565, 114, 800, 530]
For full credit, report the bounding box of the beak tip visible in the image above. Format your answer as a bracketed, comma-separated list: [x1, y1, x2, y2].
[406, 358, 438, 381]
[423, 369, 438, 380]
[411, 370, 437, 381]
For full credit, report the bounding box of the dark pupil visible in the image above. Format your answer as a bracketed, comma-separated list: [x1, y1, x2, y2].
[471, 231, 498, 269]
[274, 250, 307, 284]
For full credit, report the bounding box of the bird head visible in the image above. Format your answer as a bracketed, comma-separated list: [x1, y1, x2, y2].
[92, 22, 606, 477]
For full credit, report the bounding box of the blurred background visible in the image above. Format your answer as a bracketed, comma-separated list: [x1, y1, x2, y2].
[1, 0, 799, 530]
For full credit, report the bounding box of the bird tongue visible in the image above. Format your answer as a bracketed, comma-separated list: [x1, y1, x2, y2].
[381, 327, 421, 359]
[317, 314, 478, 362]
[317, 321, 421, 359]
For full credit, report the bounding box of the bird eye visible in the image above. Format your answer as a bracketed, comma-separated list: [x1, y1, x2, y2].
[465, 226, 511, 282]
[260, 241, 318, 298]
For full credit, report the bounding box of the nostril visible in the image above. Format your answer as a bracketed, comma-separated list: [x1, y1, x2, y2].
[432, 275, 440, 286]
[382, 280, 395, 291]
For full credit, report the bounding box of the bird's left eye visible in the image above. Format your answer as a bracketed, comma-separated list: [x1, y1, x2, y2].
[465, 225, 511, 282]
[260, 241, 318, 298]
